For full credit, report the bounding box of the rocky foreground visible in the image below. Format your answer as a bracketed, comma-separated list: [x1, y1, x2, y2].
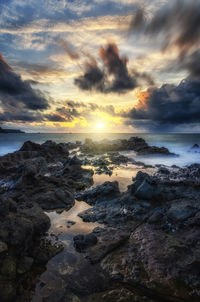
[75, 165, 200, 302]
[0, 137, 199, 302]
[0, 140, 93, 302]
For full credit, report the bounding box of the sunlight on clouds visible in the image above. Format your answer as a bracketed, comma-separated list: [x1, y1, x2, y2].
[44, 116, 90, 129]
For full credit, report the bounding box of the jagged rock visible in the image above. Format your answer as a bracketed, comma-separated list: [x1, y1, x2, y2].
[80, 136, 176, 156]
[135, 180, 160, 200]
[17, 256, 33, 275]
[74, 166, 200, 302]
[76, 181, 120, 205]
[167, 199, 198, 221]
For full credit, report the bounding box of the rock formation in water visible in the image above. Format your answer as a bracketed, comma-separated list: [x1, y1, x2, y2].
[80, 136, 176, 156]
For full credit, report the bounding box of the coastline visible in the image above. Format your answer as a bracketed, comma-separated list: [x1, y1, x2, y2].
[0, 137, 200, 301]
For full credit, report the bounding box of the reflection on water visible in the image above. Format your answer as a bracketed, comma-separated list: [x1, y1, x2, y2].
[31, 200, 102, 302]
[31, 164, 153, 301]
[47, 200, 101, 237]
[93, 164, 142, 192]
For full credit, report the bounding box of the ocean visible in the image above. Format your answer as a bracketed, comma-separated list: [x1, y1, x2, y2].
[0, 132, 200, 167]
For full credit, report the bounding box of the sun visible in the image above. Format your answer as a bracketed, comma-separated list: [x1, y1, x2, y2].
[96, 122, 105, 130]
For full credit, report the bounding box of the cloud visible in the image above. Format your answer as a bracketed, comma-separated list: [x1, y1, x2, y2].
[74, 42, 153, 93]
[74, 57, 105, 91]
[0, 54, 52, 123]
[13, 61, 72, 83]
[99, 43, 137, 92]
[64, 100, 117, 116]
[122, 76, 200, 131]
[0, 54, 50, 111]
[44, 113, 66, 122]
[60, 39, 80, 60]
[0, 110, 43, 123]
[173, 50, 200, 80]
[129, 0, 200, 58]
[184, 50, 200, 79]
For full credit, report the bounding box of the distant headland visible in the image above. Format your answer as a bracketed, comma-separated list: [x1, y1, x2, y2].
[0, 126, 25, 133]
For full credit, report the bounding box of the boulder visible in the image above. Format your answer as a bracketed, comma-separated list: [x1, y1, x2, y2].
[135, 180, 161, 200]
[74, 233, 98, 251]
[76, 181, 120, 205]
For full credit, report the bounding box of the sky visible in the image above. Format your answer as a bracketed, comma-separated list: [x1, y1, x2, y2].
[0, 0, 200, 133]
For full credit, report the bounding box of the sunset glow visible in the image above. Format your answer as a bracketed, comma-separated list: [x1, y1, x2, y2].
[0, 0, 199, 133]
[96, 122, 105, 130]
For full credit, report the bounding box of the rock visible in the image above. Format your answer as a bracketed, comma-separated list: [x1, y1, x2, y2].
[148, 211, 164, 224]
[0, 280, 16, 302]
[80, 136, 175, 156]
[76, 181, 120, 205]
[191, 144, 200, 149]
[167, 199, 198, 221]
[135, 180, 160, 200]
[0, 139, 95, 302]
[0, 241, 8, 254]
[85, 229, 130, 264]
[1, 138, 200, 302]
[17, 256, 33, 274]
[158, 167, 170, 174]
[1, 256, 17, 280]
[33, 189, 74, 210]
[0, 198, 9, 217]
[73, 233, 98, 251]
[74, 165, 200, 301]
[33, 238, 64, 264]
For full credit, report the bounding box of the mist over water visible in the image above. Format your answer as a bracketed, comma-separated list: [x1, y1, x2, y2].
[0, 133, 200, 166]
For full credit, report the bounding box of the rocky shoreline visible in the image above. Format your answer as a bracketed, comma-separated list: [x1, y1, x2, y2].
[0, 140, 93, 301]
[74, 165, 200, 301]
[80, 136, 176, 156]
[0, 137, 199, 301]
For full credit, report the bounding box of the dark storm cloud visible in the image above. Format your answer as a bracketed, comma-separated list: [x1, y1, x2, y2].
[130, 0, 200, 57]
[179, 50, 200, 79]
[44, 114, 66, 122]
[0, 54, 52, 123]
[123, 77, 200, 131]
[74, 43, 153, 94]
[0, 111, 43, 123]
[0, 54, 50, 111]
[99, 43, 137, 93]
[74, 58, 105, 91]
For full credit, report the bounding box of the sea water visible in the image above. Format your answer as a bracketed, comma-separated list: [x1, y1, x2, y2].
[0, 132, 200, 166]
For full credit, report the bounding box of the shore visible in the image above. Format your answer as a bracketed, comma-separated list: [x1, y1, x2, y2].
[0, 137, 200, 302]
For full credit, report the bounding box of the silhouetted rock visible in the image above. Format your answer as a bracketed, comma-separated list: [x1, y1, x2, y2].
[192, 143, 200, 149]
[80, 136, 176, 156]
[0, 127, 24, 133]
